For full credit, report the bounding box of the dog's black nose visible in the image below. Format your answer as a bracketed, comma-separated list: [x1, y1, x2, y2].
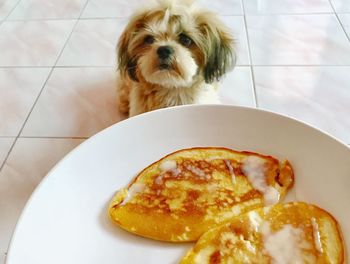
[157, 46, 174, 59]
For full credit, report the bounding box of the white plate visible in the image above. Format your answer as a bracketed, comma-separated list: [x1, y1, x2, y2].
[7, 105, 350, 264]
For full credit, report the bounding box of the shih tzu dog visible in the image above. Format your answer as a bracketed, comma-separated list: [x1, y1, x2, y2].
[116, 0, 235, 116]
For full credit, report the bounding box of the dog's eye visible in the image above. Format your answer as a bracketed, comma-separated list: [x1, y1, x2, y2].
[179, 34, 192, 47]
[144, 35, 155, 45]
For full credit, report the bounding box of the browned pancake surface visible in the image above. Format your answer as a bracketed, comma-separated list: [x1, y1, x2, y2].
[109, 147, 294, 241]
[180, 202, 344, 264]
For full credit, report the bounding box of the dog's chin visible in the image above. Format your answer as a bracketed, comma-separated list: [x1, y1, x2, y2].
[144, 69, 192, 88]
[138, 55, 198, 88]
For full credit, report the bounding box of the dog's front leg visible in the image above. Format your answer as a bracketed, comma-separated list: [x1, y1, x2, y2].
[116, 74, 131, 115]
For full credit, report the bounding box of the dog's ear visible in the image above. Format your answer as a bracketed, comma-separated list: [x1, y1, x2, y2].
[195, 12, 235, 83]
[117, 23, 139, 82]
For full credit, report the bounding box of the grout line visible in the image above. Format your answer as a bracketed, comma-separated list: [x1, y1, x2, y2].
[237, 12, 337, 16]
[0, 136, 88, 139]
[0, 138, 16, 169]
[0, 143, 15, 171]
[338, 16, 350, 42]
[5, 17, 125, 22]
[0, 65, 115, 68]
[3, 12, 348, 23]
[1, 64, 350, 69]
[0, 0, 91, 173]
[0, 0, 21, 27]
[246, 64, 350, 67]
[79, 14, 246, 19]
[338, 20, 350, 42]
[249, 67, 258, 107]
[17, 136, 89, 139]
[0, 0, 92, 252]
[7, 17, 80, 22]
[0, 64, 52, 174]
[2, 15, 244, 22]
[241, 0, 258, 108]
[15, 0, 92, 136]
[328, 0, 350, 42]
[2, 0, 22, 21]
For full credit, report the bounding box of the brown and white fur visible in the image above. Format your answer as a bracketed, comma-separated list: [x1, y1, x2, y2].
[117, 0, 235, 116]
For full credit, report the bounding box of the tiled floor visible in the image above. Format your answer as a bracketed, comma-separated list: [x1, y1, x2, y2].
[0, 0, 350, 262]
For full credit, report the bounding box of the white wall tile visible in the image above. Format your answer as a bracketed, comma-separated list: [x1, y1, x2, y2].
[196, 0, 243, 15]
[220, 16, 250, 66]
[255, 66, 350, 143]
[219, 66, 255, 107]
[82, 0, 148, 18]
[0, 20, 75, 66]
[244, 0, 332, 14]
[247, 14, 350, 65]
[0, 138, 14, 166]
[0, 68, 51, 136]
[22, 67, 126, 137]
[0, 0, 19, 20]
[57, 18, 127, 66]
[331, 0, 350, 13]
[8, 0, 87, 20]
[339, 14, 350, 39]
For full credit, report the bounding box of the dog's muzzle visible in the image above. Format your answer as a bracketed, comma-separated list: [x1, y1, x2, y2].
[157, 46, 174, 59]
[157, 46, 174, 70]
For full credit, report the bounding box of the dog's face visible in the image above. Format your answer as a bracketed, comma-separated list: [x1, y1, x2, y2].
[118, 1, 235, 88]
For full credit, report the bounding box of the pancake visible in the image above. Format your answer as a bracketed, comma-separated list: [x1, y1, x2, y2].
[108, 147, 294, 242]
[180, 202, 344, 263]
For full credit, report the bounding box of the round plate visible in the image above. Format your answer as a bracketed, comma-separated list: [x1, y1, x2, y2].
[7, 105, 350, 264]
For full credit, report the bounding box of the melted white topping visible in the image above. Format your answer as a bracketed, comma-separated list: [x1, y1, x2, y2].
[224, 159, 236, 184]
[159, 160, 177, 172]
[154, 175, 164, 185]
[248, 211, 262, 232]
[245, 241, 256, 253]
[242, 156, 267, 190]
[194, 246, 216, 264]
[185, 164, 209, 179]
[156, 160, 180, 184]
[242, 156, 279, 205]
[120, 183, 145, 206]
[262, 223, 303, 264]
[311, 218, 323, 253]
[264, 187, 280, 206]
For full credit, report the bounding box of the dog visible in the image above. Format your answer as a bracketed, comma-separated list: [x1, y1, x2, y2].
[116, 0, 235, 116]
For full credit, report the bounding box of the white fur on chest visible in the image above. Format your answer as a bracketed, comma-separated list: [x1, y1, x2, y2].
[129, 81, 220, 116]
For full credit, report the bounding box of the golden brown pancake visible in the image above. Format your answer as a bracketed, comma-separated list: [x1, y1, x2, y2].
[108, 147, 294, 242]
[180, 202, 345, 264]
